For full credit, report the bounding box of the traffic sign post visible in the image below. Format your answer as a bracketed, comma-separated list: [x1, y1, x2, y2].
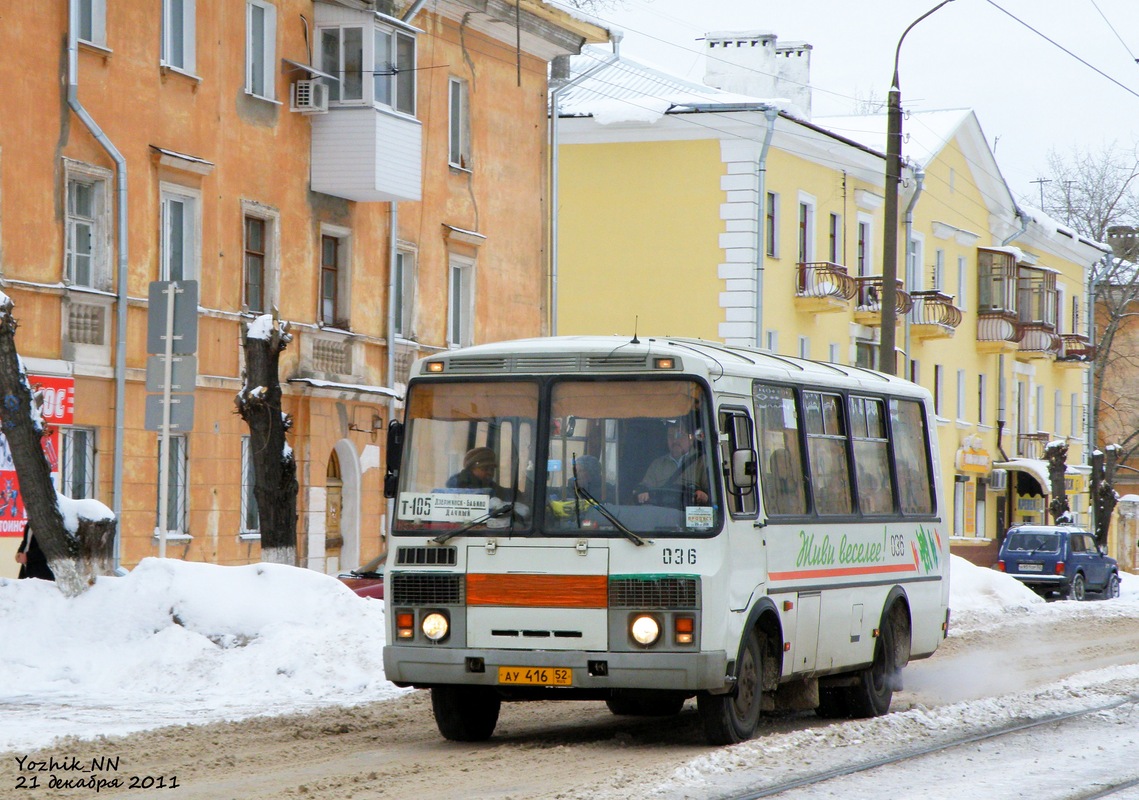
[146, 281, 199, 557]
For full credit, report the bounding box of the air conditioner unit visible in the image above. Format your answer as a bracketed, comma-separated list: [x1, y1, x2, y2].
[290, 80, 329, 114]
[988, 469, 1008, 491]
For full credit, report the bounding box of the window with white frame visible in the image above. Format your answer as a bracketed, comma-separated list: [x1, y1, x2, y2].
[956, 369, 966, 421]
[77, 0, 107, 47]
[933, 248, 945, 291]
[933, 364, 944, 416]
[828, 343, 840, 363]
[449, 77, 470, 169]
[60, 427, 96, 499]
[1035, 385, 1044, 432]
[827, 213, 840, 262]
[65, 164, 112, 290]
[161, 0, 196, 73]
[978, 374, 987, 425]
[246, 0, 277, 99]
[160, 185, 200, 281]
[447, 254, 474, 348]
[765, 330, 778, 352]
[156, 434, 188, 534]
[1071, 393, 1079, 437]
[797, 197, 815, 263]
[319, 229, 351, 328]
[241, 436, 259, 534]
[798, 336, 810, 359]
[1055, 390, 1063, 436]
[765, 192, 779, 257]
[393, 248, 417, 338]
[957, 255, 967, 308]
[242, 203, 279, 314]
[318, 19, 415, 114]
[857, 218, 872, 276]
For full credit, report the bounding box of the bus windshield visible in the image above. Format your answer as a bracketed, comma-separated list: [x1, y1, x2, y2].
[393, 377, 721, 537]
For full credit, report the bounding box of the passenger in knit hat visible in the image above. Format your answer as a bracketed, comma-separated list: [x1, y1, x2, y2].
[447, 446, 510, 500]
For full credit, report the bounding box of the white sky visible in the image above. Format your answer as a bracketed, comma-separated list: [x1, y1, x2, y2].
[590, 0, 1139, 205]
[1, 555, 1138, 800]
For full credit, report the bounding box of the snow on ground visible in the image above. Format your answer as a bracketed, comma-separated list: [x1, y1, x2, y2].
[0, 558, 407, 752]
[1, 554, 1138, 787]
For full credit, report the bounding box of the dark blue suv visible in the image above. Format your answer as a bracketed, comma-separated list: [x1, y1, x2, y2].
[997, 525, 1120, 601]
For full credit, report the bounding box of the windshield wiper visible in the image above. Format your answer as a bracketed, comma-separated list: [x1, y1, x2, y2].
[573, 483, 651, 547]
[432, 503, 514, 544]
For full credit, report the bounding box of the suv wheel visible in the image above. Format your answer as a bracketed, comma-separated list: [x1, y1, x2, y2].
[1105, 573, 1121, 600]
[1070, 573, 1087, 602]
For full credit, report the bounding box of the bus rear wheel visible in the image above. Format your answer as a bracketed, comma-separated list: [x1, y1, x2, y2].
[698, 628, 763, 745]
[847, 618, 897, 718]
[431, 685, 501, 742]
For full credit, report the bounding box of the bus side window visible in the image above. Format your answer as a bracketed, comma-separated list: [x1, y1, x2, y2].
[851, 396, 894, 515]
[753, 383, 807, 516]
[891, 398, 935, 515]
[804, 391, 853, 516]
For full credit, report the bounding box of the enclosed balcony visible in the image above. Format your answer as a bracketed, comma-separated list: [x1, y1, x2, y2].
[304, 5, 423, 203]
[852, 276, 912, 326]
[1057, 333, 1095, 367]
[1015, 267, 1060, 360]
[909, 290, 963, 340]
[794, 261, 857, 313]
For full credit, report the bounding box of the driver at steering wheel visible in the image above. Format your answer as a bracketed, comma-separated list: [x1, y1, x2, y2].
[635, 421, 709, 505]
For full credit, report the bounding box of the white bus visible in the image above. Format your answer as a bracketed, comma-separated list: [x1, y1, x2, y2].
[382, 336, 950, 745]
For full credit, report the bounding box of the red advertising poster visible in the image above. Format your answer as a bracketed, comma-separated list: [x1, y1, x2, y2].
[0, 375, 73, 537]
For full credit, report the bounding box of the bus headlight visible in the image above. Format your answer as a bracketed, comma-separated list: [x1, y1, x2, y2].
[630, 614, 661, 646]
[422, 612, 450, 641]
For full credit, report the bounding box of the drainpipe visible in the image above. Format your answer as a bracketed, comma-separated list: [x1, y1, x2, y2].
[384, 201, 399, 561]
[901, 166, 924, 377]
[401, 0, 429, 23]
[753, 106, 779, 349]
[549, 34, 621, 335]
[68, 0, 129, 569]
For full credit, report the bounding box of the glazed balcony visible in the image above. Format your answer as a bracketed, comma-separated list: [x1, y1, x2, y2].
[976, 310, 1022, 354]
[909, 290, 963, 340]
[1057, 333, 1095, 367]
[1017, 321, 1062, 360]
[794, 261, 857, 313]
[852, 276, 912, 326]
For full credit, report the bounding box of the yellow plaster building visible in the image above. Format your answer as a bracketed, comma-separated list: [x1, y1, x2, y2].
[0, 0, 606, 577]
[554, 40, 1107, 567]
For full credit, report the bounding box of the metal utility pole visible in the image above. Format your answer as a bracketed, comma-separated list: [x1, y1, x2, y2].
[881, 0, 956, 376]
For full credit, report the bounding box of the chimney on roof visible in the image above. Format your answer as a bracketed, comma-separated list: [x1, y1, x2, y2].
[703, 31, 812, 118]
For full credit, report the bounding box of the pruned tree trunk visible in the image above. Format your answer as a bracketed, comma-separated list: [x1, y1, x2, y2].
[1092, 446, 1120, 549]
[1045, 440, 1070, 523]
[236, 314, 298, 565]
[0, 294, 116, 596]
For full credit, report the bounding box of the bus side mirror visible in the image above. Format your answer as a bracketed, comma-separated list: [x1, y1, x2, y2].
[383, 420, 404, 499]
[731, 449, 756, 489]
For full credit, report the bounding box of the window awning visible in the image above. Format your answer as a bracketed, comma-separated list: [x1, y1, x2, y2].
[281, 58, 337, 82]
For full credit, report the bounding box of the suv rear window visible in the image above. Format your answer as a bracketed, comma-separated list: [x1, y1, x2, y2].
[1005, 532, 1061, 553]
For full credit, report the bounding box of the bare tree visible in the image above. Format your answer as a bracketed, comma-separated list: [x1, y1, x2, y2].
[0, 295, 115, 596]
[1033, 143, 1139, 529]
[235, 314, 298, 565]
[1045, 439, 1071, 523]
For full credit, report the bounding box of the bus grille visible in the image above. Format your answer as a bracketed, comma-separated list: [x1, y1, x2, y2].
[390, 573, 463, 605]
[609, 576, 699, 609]
[395, 546, 457, 566]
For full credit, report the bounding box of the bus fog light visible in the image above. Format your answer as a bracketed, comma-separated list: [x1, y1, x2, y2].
[631, 615, 660, 645]
[422, 612, 450, 641]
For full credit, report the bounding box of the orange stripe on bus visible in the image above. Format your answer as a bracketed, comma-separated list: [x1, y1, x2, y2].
[465, 574, 608, 608]
[768, 562, 916, 581]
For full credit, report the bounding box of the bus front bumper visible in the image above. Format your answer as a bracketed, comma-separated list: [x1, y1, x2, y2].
[384, 646, 729, 692]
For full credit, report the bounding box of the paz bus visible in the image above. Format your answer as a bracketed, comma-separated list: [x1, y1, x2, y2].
[382, 336, 949, 745]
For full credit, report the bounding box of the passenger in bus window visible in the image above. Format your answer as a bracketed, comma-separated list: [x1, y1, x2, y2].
[446, 446, 512, 501]
[635, 421, 709, 506]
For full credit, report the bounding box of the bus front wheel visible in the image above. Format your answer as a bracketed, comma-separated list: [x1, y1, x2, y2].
[698, 628, 763, 745]
[431, 685, 501, 742]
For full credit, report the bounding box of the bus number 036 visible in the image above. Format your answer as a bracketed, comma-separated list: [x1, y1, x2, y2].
[662, 547, 696, 566]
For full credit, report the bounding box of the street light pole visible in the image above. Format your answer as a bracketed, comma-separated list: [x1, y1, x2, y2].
[880, 0, 956, 376]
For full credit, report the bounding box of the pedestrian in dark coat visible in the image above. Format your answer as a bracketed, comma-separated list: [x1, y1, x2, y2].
[15, 521, 54, 581]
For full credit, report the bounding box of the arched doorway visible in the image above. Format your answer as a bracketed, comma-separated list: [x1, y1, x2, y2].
[324, 451, 343, 574]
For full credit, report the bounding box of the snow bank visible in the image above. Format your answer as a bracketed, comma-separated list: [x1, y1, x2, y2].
[948, 554, 1042, 613]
